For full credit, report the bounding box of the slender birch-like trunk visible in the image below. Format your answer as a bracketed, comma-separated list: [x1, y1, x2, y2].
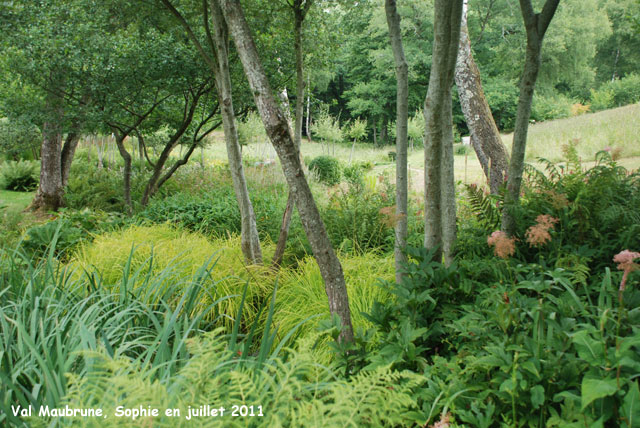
[502, 0, 560, 234]
[385, 0, 408, 283]
[423, 0, 463, 265]
[220, 0, 354, 343]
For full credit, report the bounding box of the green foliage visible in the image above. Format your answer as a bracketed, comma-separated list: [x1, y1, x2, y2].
[0, 242, 227, 427]
[514, 152, 640, 271]
[0, 116, 40, 160]
[33, 331, 423, 427]
[237, 111, 267, 146]
[0, 160, 39, 191]
[531, 92, 575, 122]
[360, 249, 640, 427]
[590, 73, 640, 111]
[347, 118, 367, 142]
[70, 224, 275, 327]
[138, 173, 309, 263]
[310, 110, 343, 145]
[308, 155, 342, 186]
[269, 253, 394, 360]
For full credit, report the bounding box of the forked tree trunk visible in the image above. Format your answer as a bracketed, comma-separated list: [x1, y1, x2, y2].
[385, 0, 408, 283]
[502, 0, 560, 235]
[211, 0, 263, 264]
[455, 0, 509, 194]
[220, 0, 354, 343]
[423, 0, 463, 266]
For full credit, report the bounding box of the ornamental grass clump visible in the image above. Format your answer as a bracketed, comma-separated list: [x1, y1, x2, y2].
[70, 224, 275, 326]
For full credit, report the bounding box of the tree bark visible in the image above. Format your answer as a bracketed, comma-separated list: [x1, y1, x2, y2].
[272, 0, 313, 270]
[31, 120, 64, 211]
[385, 0, 408, 283]
[113, 131, 133, 215]
[502, 0, 560, 235]
[60, 131, 79, 188]
[423, 0, 463, 265]
[211, 0, 263, 265]
[219, 0, 354, 343]
[455, 0, 509, 194]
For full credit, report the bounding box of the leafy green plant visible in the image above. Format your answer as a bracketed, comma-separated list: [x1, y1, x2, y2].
[0, 240, 227, 427]
[32, 330, 424, 428]
[0, 160, 39, 191]
[308, 155, 341, 186]
[0, 116, 40, 161]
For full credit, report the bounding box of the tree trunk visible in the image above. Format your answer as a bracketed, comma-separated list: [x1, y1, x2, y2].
[502, 0, 560, 235]
[211, 0, 262, 264]
[423, 0, 463, 265]
[60, 131, 79, 187]
[114, 133, 133, 215]
[31, 120, 64, 211]
[272, 0, 313, 270]
[385, 0, 408, 283]
[455, 0, 509, 194]
[220, 0, 354, 343]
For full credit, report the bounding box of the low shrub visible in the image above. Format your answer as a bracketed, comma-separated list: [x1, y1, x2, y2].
[531, 92, 574, 122]
[70, 224, 276, 327]
[308, 155, 341, 186]
[589, 74, 640, 112]
[0, 160, 39, 191]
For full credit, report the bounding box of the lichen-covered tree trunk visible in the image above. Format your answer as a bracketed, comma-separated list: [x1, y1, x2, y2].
[212, 0, 262, 264]
[502, 0, 560, 234]
[385, 0, 408, 283]
[220, 0, 354, 343]
[423, 0, 463, 266]
[455, 0, 509, 194]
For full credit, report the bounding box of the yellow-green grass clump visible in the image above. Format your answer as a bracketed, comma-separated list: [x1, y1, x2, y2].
[270, 252, 394, 358]
[69, 224, 275, 327]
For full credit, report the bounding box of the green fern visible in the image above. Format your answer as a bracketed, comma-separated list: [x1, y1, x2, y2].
[29, 331, 424, 427]
[465, 184, 502, 231]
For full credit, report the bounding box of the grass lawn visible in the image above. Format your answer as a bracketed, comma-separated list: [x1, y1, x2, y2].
[0, 190, 33, 211]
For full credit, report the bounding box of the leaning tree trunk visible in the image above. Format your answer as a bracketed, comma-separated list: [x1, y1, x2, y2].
[272, 0, 313, 269]
[423, 0, 463, 266]
[211, 0, 263, 265]
[60, 132, 80, 187]
[219, 0, 354, 343]
[455, 0, 509, 194]
[31, 120, 64, 211]
[502, 0, 560, 235]
[385, 0, 408, 283]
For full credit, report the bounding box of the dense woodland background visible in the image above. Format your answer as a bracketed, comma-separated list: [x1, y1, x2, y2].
[1, 0, 640, 427]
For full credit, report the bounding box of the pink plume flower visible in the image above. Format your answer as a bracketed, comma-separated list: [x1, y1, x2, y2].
[488, 231, 516, 259]
[613, 250, 640, 292]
